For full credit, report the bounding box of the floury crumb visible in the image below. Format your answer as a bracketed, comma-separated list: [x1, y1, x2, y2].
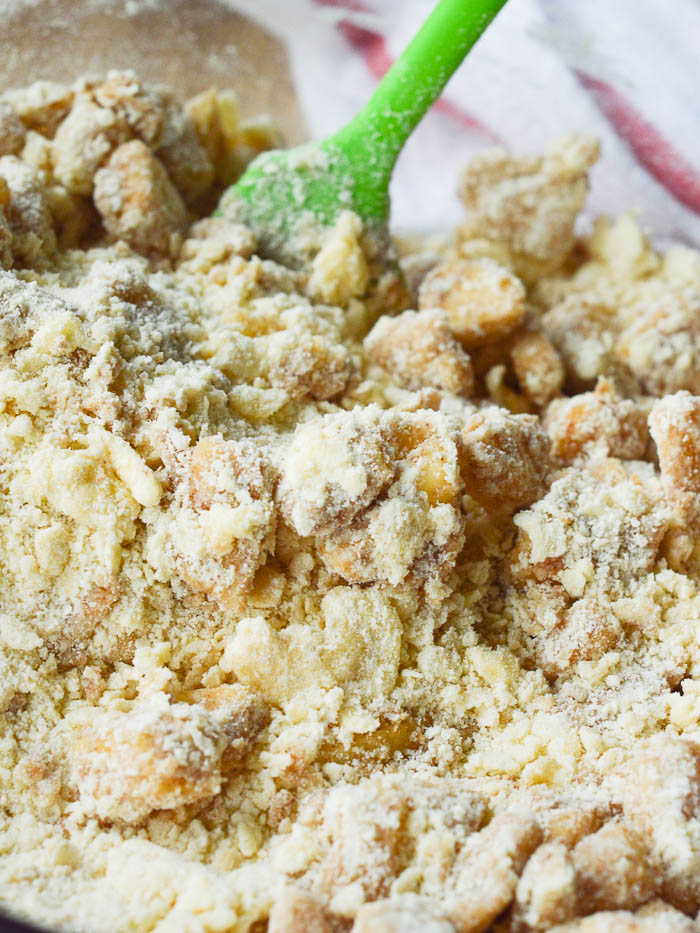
[1, 70, 700, 933]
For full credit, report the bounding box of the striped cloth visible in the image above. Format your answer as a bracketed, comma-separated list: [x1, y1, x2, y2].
[233, 0, 700, 245]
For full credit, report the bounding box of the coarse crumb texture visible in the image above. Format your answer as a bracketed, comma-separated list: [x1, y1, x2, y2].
[1, 72, 700, 933]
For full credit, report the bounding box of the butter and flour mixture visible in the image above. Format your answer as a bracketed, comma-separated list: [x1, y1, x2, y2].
[1, 71, 700, 933]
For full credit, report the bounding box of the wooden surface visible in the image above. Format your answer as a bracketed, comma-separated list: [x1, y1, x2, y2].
[0, 0, 306, 143]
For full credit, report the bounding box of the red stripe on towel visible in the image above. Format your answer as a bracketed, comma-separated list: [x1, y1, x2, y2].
[578, 71, 700, 215]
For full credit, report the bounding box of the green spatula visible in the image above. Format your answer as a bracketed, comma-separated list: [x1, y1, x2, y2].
[218, 0, 507, 264]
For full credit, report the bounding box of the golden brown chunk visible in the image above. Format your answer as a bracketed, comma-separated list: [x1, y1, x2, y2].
[5, 81, 74, 136]
[510, 465, 669, 629]
[176, 437, 277, 605]
[88, 73, 214, 205]
[634, 899, 698, 931]
[659, 525, 695, 573]
[457, 135, 599, 278]
[92, 72, 166, 147]
[399, 247, 442, 305]
[545, 379, 648, 465]
[510, 329, 565, 407]
[419, 257, 525, 347]
[365, 308, 474, 397]
[538, 799, 606, 848]
[268, 888, 333, 933]
[386, 413, 465, 507]
[186, 87, 241, 177]
[460, 407, 551, 513]
[223, 586, 402, 705]
[50, 578, 120, 671]
[72, 691, 266, 823]
[649, 391, 700, 522]
[231, 117, 284, 171]
[353, 896, 455, 933]
[190, 88, 284, 187]
[311, 780, 411, 905]
[179, 684, 270, 772]
[266, 331, 352, 401]
[20, 128, 53, 179]
[549, 902, 696, 933]
[154, 100, 214, 206]
[536, 598, 622, 679]
[0, 156, 56, 264]
[93, 139, 187, 258]
[44, 183, 97, 249]
[0, 178, 11, 267]
[0, 100, 26, 156]
[307, 776, 485, 911]
[51, 95, 129, 195]
[188, 86, 281, 187]
[450, 810, 543, 933]
[278, 408, 393, 537]
[189, 436, 274, 512]
[483, 361, 532, 414]
[318, 412, 465, 586]
[514, 842, 577, 930]
[308, 211, 369, 305]
[615, 290, 700, 396]
[541, 297, 619, 391]
[619, 736, 700, 914]
[319, 716, 419, 767]
[572, 822, 656, 914]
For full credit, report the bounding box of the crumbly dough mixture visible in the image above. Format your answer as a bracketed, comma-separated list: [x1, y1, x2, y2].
[1, 72, 700, 933]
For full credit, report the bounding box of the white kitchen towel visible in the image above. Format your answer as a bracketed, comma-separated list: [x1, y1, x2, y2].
[232, 0, 700, 247]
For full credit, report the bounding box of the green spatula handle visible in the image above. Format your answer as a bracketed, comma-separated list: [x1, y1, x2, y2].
[329, 0, 508, 221]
